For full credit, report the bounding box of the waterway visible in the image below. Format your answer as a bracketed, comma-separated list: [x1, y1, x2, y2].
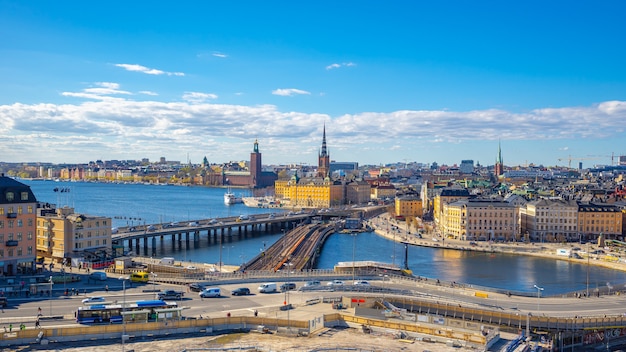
[22, 179, 626, 295]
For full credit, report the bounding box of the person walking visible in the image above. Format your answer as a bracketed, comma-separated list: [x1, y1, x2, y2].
[35, 318, 41, 329]
[38, 307, 42, 316]
[105, 285, 109, 293]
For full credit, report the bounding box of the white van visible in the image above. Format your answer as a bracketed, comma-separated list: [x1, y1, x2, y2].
[258, 282, 277, 293]
[160, 257, 175, 266]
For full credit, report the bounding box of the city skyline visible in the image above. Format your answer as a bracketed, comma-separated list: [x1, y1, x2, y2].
[1, 2, 625, 167]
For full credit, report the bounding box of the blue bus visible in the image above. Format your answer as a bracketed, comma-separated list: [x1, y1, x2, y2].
[76, 300, 182, 324]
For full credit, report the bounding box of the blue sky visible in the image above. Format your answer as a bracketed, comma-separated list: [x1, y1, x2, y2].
[1, 1, 625, 168]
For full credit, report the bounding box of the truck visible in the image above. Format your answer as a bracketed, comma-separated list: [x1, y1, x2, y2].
[157, 289, 184, 300]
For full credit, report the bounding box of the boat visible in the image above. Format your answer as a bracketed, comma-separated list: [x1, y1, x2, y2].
[224, 188, 242, 205]
[242, 196, 282, 208]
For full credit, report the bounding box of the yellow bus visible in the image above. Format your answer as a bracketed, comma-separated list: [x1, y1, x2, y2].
[130, 271, 150, 283]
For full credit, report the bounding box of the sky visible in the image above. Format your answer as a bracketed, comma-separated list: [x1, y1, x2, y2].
[1, 1, 625, 168]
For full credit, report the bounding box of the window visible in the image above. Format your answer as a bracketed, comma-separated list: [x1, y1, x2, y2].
[5, 192, 14, 202]
[17, 233, 22, 241]
[17, 220, 23, 227]
[27, 246, 32, 255]
[21, 192, 28, 201]
[28, 219, 33, 226]
[27, 232, 32, 240]
[0, 220, 3, 228]
[17, 247, 22, 256]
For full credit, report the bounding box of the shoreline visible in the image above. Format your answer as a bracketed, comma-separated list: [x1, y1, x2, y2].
[367, 214, 626, 275]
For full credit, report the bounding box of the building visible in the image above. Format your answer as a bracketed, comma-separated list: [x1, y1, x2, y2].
[494, 141, 503, 177]
[577, 203, 622, 241]
[345, 180, 371, 206]
[36, 205, 112, 264]
[433, 187, 471, 227]
[459, 160, 474, 174]
[394, 196, 423, 219]
[520, 199, 579, 242]
[224, 140, 278, 188]
[0, 175, 38, 275]
[317, 124, 330, 178]
[442, 198, 517, 241]
[275, 125, 345, 208]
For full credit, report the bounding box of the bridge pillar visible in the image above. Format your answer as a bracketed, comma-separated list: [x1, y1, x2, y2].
[152, 237, 157, 257]
[143, 236, 148, 255]
[185, 232, 190, 249]
[194, 231, 200, 247]
[135, 238, 140, 254]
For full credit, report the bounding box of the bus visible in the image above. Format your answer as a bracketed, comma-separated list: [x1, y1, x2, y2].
[76, 300, 182, 324]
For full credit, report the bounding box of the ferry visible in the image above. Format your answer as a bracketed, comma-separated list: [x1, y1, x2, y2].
[242, 196, 282, 208]
[224, 188, 242, 205]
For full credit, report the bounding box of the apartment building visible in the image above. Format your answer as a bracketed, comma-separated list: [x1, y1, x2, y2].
[36, 205, 113, 263]
[395, 196, 423, 219]
[0, 175, 38, 275]
[442, 199, 516, 241]
[577, 203, 622, 240]
[520, 199, 579, 242]
[433, 187, 471, 227]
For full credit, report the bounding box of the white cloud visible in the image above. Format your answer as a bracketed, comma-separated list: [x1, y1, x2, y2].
[212, 52, 228, 58]
[139, 91, 158, 96]
[326, 62, 356, 70]
[182, 92, 218, 103]
[115, 63, 185, 76]
[272, 88, 311, 97]
[0, 91, 624, 165]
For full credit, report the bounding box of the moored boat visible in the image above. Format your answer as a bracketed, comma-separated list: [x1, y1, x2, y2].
[224, 188, 243, 205]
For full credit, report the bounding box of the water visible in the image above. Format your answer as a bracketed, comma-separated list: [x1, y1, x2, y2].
[23, 179, 625, 295]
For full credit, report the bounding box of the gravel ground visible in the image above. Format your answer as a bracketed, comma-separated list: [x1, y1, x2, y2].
[9, 328, 482, 352]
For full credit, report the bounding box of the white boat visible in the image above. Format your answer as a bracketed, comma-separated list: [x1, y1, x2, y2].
[224, 188, 243, 205]
[242, 196, 282, 208]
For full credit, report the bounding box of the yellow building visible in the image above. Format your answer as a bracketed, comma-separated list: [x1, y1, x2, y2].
[433, 188, 471, 227]
[443, 199, 517, 241]
[394, 196, 423, 218]
[37, 205, 112, 263]
[0, 176, 38, 275]
[577, 203, 622, 241]
[275, 175, 344, 209]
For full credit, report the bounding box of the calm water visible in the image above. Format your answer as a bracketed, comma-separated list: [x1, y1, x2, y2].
[23, 180, 625, 294]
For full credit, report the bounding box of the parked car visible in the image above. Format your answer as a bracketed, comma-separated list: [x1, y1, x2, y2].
[188, 283, 206, 292]
[82, 296, 106, 304]
[327, 280, 345, 287]
[231, 287, 251, 296]
[199, 287, 221, 298]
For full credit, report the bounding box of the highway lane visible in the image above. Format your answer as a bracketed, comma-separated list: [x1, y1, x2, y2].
[2, 277, 626, 331]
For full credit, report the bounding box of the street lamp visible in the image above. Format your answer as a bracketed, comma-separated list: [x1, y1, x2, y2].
[48, 275, 53, 316]
[283, 262, 293, 332]
[151, 272, 157, 299]
[351, 233, 358, 283]
[533, 284, 544, 311]
[119, 275, 130, 352]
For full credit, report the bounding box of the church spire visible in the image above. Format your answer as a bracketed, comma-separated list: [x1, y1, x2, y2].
[320, 123, 328, 157]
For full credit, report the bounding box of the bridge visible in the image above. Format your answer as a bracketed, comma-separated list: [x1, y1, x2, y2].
[111, 212, 312, 257]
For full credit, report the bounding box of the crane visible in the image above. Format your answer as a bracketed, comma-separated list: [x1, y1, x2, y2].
[557, 155, 605, 169]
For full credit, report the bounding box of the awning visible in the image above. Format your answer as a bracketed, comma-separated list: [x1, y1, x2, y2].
[154, 307, 184, 313]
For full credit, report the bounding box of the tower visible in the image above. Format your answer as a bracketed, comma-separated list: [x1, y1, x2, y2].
[317, 123, 330, 178]
[250, 139, 262, 187]
[494, 140, 503, 177]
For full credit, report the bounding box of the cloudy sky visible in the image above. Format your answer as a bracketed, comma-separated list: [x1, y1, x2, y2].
[1, 1, 625, 167]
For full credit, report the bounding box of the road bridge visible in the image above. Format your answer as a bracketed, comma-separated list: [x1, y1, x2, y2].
[111, 213, 311, 257]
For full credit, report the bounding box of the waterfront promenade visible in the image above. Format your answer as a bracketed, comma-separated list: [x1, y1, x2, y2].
[368, 213, 626, 283]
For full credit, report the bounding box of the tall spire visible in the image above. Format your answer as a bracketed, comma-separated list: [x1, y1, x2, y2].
[320, 123, 328, 157]
[497, 140, 502, 164]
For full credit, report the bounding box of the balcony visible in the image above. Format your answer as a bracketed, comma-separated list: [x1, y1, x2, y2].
[5, 240, 18, 247]
[6, 213, 17, 218]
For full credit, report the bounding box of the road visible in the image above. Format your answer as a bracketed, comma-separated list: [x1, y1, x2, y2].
[3, 275, 626, 332]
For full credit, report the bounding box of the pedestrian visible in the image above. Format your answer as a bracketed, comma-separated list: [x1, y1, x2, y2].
[9, 323, 12, 332]
[35, 318, 40, 329]
[105, 285, 109, 293]
[254, 309, 258, 317]
[38, 307, 42, 316]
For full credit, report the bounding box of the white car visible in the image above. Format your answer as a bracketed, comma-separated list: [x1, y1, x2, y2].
[82, 296, 106, 304]
[354, 280, 370, 286]
[327, 280, 345, 287]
